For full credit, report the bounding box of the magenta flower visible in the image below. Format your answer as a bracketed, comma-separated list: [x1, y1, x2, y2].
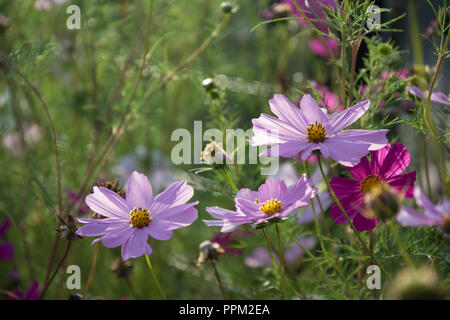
[204, 176, 317, 232]
[330, 142, 416, 231]
[397, 187, 449, 236]
[8, 281, 40, 300]
[211, 230, 254, 256]
[408, 86, 450, 106]
[288, 0, 338, 33]
[250, 94, 388, 167]
[76, 171, 198, 260]
[0, 217, 14, 261]
[287, 0, 339, 59]
[308, 36, 339, 59]
[66, 189, 90, 216]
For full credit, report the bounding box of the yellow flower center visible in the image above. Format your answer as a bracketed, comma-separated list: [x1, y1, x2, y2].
[306, 121, 327, 143]
[130, 207, 150, 228]
[258, 198, 282, 215]
[361, 175, 382, 194]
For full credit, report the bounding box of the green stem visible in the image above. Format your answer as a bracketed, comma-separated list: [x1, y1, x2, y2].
[261, 228, 288, 299]
[144, 254, 167, 300]
[317, 154, 392, 280]
[222, 167, 239, 193]
[275, 224, 290, 294]
[388, 221, 414, 268]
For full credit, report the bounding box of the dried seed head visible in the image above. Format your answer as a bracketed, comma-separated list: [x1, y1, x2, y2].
[111, 257, 133, 278]
[197, 240, 225, 267]
[57, 214, 80, 241]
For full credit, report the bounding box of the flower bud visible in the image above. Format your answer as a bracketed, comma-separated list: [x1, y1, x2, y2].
[386, 266, 445, 300]
[202, 78, 215, 91]
[221, 2, 234, 14]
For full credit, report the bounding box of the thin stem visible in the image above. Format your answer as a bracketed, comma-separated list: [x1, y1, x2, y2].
[303, 162, 348, 289]
[388, 221, 414, 268]
[83, 242, 101, 298]
[422, 134, 432, 198]
[144, 254, 167, 300]
[317, 154, 392, 280]
[261, 228, 288, 299]
[275, 224, 290, 295]
[222, 167, 239, 193]
[14, 69, 62, 220]
[40, 239, 72, 299]
[210, 261, 228, 300]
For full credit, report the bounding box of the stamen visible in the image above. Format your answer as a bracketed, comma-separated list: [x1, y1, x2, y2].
[360, 175, 382, 194]
[306, 121, 327, 143]
[259, 198, 282, 215]
[130, 207, 150, 228]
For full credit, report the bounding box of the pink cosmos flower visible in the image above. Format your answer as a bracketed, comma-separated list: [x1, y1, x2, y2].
[203, 176, 317, 232]
[250, 94, 389, 167]
[287, 0, 339, 59]
[397, 187, 449, 237]
[8, 281, 40, 300]
[288, 0, 338, 33]
[329, 142, 416, 231]
[308, 36, 339, 59]
[408, 86, 450, 106]
[245, 236, 315, 268]
[76, 171, 198, 260]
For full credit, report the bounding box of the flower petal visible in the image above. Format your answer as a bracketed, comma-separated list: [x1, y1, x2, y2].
[121, 228, 150, 260]
[85, 187, 130, 219]
[386, 171, 416, 198]
[269, 94, 308, 132]
[379, 142, 411, 179]
[328, 100, 370, 132]
[299, 94, 330, 125]
[126, 171, 153, 209]
[150, 181, 194, 214]
[352, 213, 377, 232]
[397, 206, 436, 227]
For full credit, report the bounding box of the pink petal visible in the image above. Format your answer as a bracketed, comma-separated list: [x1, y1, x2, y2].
[121, 228, 150, 260]
[347, 156, 372, 180]
[257, 179, 287, 202]
[352, 213, 377, 231]
[397, 206, 436, 227]
[85, 187, 130, 219]
[150, 181, 194, 214]
[269, 94, 308, 132]
[328, 100, 370, 132]
[299, 94, 330, 125]
[262, 140, 309, 157]
[126, 171, 153, 209]
[152, 202, 198, 227]
[379, 142, 411, 179]
[386, 171, 416, 198]
[413, 186, 442, 221]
